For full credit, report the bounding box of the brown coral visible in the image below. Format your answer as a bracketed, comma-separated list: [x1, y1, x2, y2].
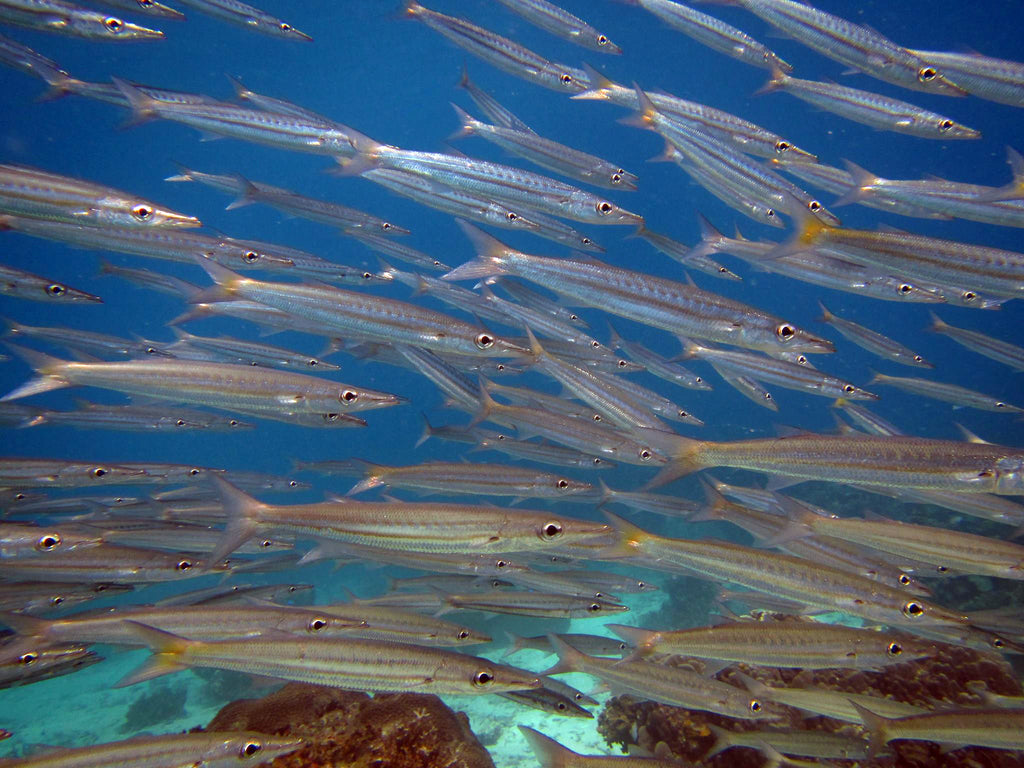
[207, 682, 496, 768]
[598, 630, 1024, 768]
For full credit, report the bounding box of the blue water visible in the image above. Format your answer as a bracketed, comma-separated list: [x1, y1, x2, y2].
[0, 0, 1022, 762]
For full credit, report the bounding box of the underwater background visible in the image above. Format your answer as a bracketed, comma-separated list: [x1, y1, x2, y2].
[0, 0, 1022, 765]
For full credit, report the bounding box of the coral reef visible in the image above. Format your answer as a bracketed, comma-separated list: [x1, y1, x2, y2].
[207, 682, 496, 768]
[598, 629, 1023, 768]
[121, 681, 187, 733]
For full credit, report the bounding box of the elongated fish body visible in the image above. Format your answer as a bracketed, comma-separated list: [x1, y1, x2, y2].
[302, 458, 595, 500]
[545, 635, 767, 720]
[493, 0, 620, 54]
[739, 674, 930, 724]
[446, 223, 831, 356]
[195, 259, 527, 359]
[667, 148, 786, 229]
[682, 338, 876, 400]
[404, 1, 587, 93]
[706, 0, 964, 96]
[115, 82, 360, 158]
[0, 30, 65, 78]
[0, 164, 197, 228]
[0, 0, 164, 39]
[0, 732, 303, 767]
[853, 704, 1024, 754]
[356, 146, 643, 226]
[349, 231, 448, 273]
[790, 513, 1024, 580]
[574, 65, 817, 162]
[609, 620, 936, 670]
[451, 105, 637, 190]
[657, 432, 1024, 495]
[167, 328, 339, 371]
[0, 215, 301, 271]
[92, 0, 183, 19]
[928, 313, 1024, 371]
[869, 372, 1023, 414]
[788, 215, 1024, 299]
[2, 346, 401, 417]
[0, 457, 146, 488]
[0, 543, 215, 583]
[628, 94, 840, 225]
[607, 323, 710, 390]
[471, 431, 616, 471]
[773, 159, 952, 220]
[167, 167, 406, 235]
[634, 0, 790, 70]
[909, 48, 1024, 107]
[818, 302, 931, 368]
[120, 622, 539, 694]
[363, 167, 540, 236]
[207, 476, 614, 562]
[607, 513, 976, 634]
[635, 222, 742, 280]
[760, 68, 979, 139]
[704, 724, 870, 761]
[479, 288, 602, 348]
[171, 0, 308, 40]
[0, 264, 100, 303]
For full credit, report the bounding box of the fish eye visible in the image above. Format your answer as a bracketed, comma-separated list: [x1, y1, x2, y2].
[938, 119, 954, 132]
[596, 201, 614, 215]
[992, 637, 1005, 649]
[473, 669, 494, 686]
[541, 521, 564, 539]
[775, 140, 791, 153]
[843, 385, 855, 394]
[611, 173, 622, 184]
[279, 22, 292, 31]
[581, 238, 593, 246]
[241, 742, 262, 757]
[175, 419, 186, 426]
[995, 402, 1007, 409]
[962, 291, 977, 303]
[229, 419, 239, 426]
[592, 458, 603, 465]
[50, 596, 64, 606]
[189, 468, 201, 476]
[913, 355, 924, 363]
[597, 35, 609, 46]
[796, 355, 808, 365]
[496, 363, 506, 371]
[560, 73, 574, 85]
[259, 539, 273, 548]
[92, 467, 108, 477]
[918, 66, 938, 82]
[593, 414, 602, 422]
[19, 653, 37, 665]
[131, 203, 153, 221]
[361, 272, 373, 280]
[506, 211, 518, 221]
[340, 390, 359, 403]
[556, 479, 569, 490]
[308, 618, 327, 632]
[288, 480, 298, 487]
[104, 16, 124, 32]
[775, 323, 795, 342]
[556, 702, 568, 711]
[457, 629, 470, 640]
[936, 565, 949, 573]
[639, 448, 653, 461]
[765, 208, 776, 219]
[306, 359, 319, 367]
[36, 534, 61, 551]
[764, 392, 773, 402]
[591, 341, 601, 348]
[902, 601, 924, 618]
[242, 250, 260, 263]
[807, 200, 822, 213]
[46, 283, 66, 296]
[495, 559, 508, 568]
[887, 641, 903, 656]
[898, 573, 911, 585]
[749, 699, 763, 713]
[898, 283, 913, 295]
[176, 559, 193, 571]
[475, 332, 495, 350]
[617, 359, 628, 367]
[588, 603, 602, 612]
[380, 222, 392, 231]
[139, 0, 153, 6]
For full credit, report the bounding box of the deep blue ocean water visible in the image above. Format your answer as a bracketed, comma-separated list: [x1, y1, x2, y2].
[0, 0, 1022, 761]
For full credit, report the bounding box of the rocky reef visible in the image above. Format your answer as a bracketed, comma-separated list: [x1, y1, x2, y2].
[206, 682, 496, 768]
[598, 636, 1023, 768]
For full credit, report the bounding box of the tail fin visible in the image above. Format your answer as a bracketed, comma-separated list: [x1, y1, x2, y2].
[833, 160, 877, 207]
[703, 723, 737, 760]
[517, 726, 576, 768]
[571, 63, 618, 101]
[207, 475, 267, 565]
[642, 436, 703, 490]
[540, 634, 586, 677]
[111, 78, 160, 128]
[447, 102, 478, 141]
[605, 623, 656, 659]
[115, 622, 193, 687]
[2, 343, 71, 401]
[753, 64, 790, 96]
[975, 146, 1024, 203]
[442, 221, 513, 282]
[925, 311, 948, 333]
[849, 700, 891, 757]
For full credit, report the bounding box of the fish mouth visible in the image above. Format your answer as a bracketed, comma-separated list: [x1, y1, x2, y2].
[159, 211, 203, 228]
[127, 24, 166, 39]
[612, 210, 645, 227]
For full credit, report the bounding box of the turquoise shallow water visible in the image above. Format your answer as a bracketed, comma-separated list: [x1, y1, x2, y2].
[0, 0, 1022, 764]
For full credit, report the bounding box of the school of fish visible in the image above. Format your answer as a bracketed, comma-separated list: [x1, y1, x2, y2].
[0, 0, 1022, 765]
